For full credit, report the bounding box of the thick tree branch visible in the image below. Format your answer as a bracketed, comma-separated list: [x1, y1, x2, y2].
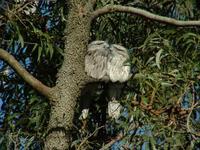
[0, 48, 52, 98]
[91, 5, 200, 26]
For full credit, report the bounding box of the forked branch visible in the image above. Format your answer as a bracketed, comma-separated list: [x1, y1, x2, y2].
[91, 5, 200, 26]
[0, 48, 52, 98]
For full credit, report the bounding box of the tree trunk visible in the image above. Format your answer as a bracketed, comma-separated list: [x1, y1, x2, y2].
[44, 1, 94, 149]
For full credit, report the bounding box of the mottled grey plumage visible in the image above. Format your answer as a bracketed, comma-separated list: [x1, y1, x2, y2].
[85, 41, 110, 81]
[82, 41, 132, 120]
[85, 41, 131, 82]
[108, 44, 131, 82]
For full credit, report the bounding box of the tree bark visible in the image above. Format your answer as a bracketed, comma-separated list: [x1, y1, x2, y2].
[44, 1, 94, 149]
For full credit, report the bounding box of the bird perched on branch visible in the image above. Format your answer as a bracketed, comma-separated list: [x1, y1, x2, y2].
[85, 41, 131, 82]
[80, 41, 132, 120]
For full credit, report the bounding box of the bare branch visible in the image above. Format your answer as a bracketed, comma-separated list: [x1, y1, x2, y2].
[0, 48, 52, 98]
[99, 133, 123, 150]
[91, 5, 200, 26]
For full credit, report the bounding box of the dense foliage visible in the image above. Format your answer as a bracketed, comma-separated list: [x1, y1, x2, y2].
[0, 0, 200, 149]
[0, 0, 64, 149]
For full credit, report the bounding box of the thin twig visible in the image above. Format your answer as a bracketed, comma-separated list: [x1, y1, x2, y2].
[186, 102, 200, 136]
[0, 38, 38, 45]
[99, 133, 123, 150]
[77, 126, 104, 150]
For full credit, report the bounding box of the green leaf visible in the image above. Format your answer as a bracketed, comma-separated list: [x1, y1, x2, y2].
[142, 96, 149, 105]
[13, 22, 24, 47]
[150, 137, 157, 150]
[47, 42, 54, 59]
[134, 73, 146, 79]
[37, 46, 42, 61]
[156, 49, 163, 69]
[18, 31, 24, 48]
[146, 56, 155, 65]
[161, 82, 173, 87]
[31, 43, 38, 52]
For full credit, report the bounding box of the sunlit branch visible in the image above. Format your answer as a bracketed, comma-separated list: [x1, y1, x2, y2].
[91, 5, 200, 26]
[0, 48, 52, 98]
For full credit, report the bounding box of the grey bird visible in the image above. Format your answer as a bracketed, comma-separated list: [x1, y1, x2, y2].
[81, 41, 132, 120]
